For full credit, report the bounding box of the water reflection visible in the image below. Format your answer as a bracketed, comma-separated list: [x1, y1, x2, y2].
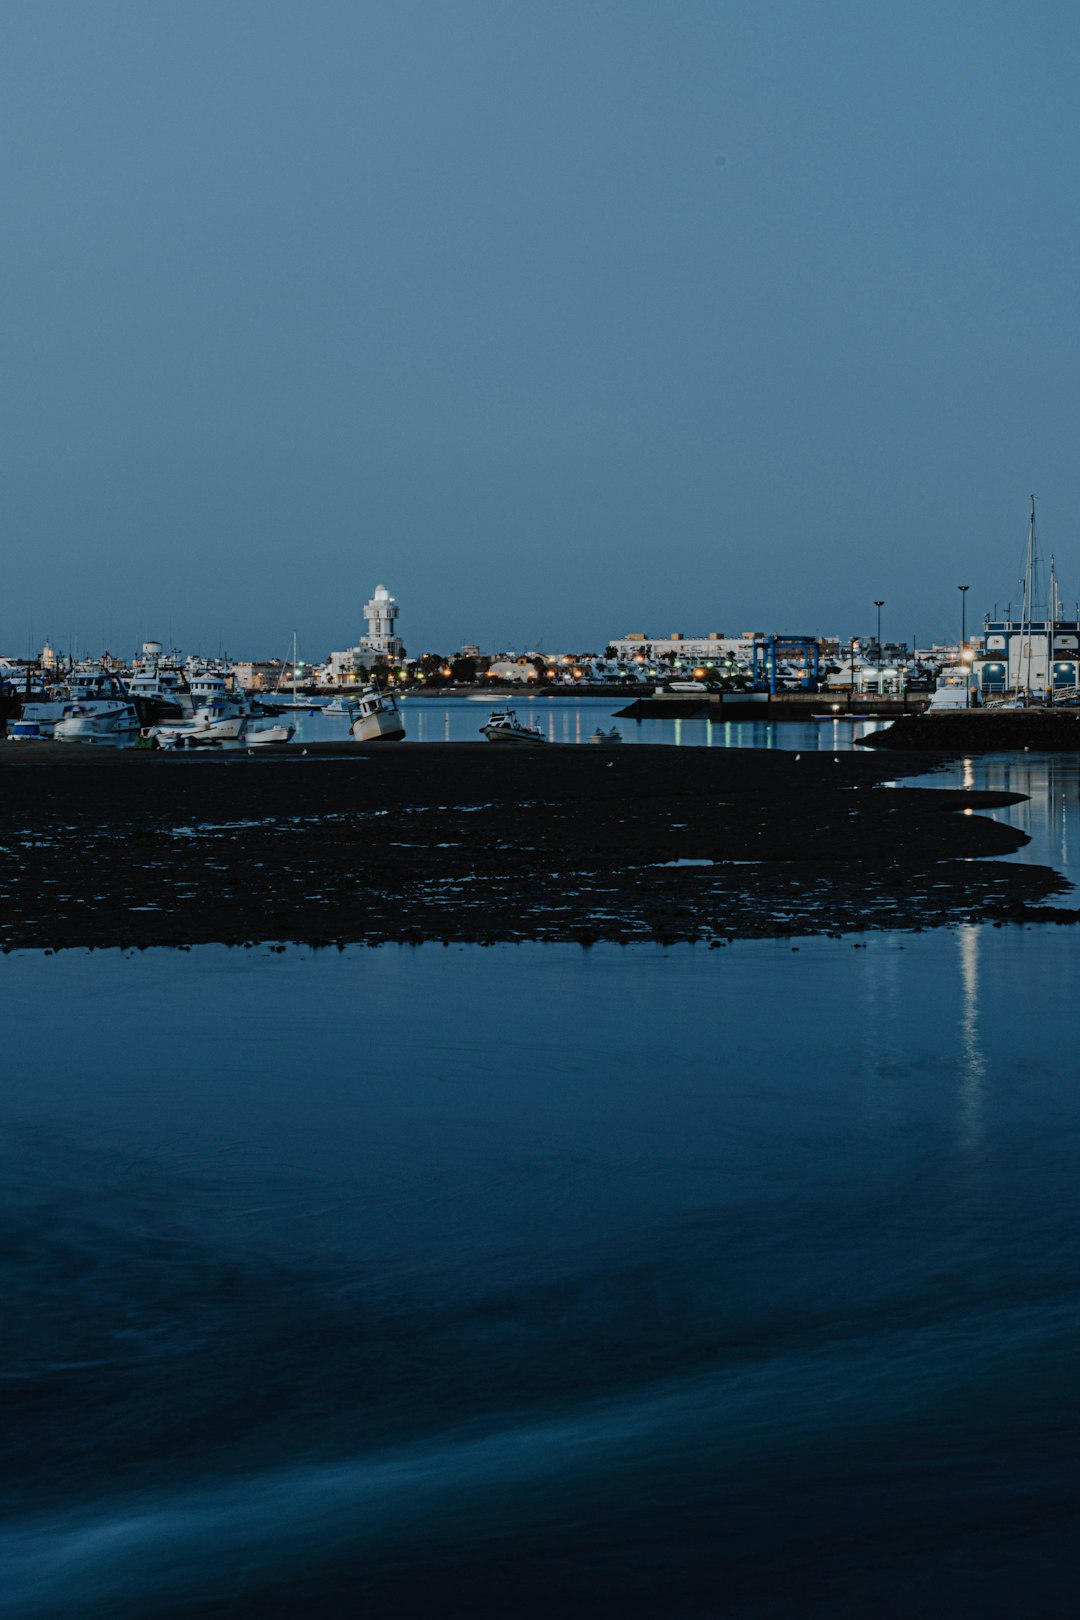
[5, 931, 1080, 1616]
[916, 751, 1080, 894]
[276, 699, 887, 752]
[957, 923, 986, 1154]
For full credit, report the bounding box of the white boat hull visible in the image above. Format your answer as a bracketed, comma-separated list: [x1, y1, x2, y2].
[482, 727, 547, 744]
[246, 723, 295, 745]
[148, 715, 247, 747]
[54, 707, 140, 742]
[350, 708, 405, 742]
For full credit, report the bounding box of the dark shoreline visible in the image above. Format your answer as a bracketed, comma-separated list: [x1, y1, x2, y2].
[861, 709, 1080, 751]
[1, 743, 1073, 950]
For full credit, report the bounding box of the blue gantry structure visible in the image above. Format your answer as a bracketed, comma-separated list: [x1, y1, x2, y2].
[751, 636, 821, 693]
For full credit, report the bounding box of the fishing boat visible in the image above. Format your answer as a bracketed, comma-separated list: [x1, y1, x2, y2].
[587, 727, 623, 744]
[54, 696, 141, 743]
[127, 663, 186, 723]
[348, 686, 405, 742]
[481, 709, 547, 744]
[20, 671, 128, 738]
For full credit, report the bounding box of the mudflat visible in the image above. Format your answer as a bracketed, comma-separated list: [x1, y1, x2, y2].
[0, 742, 1071, 948]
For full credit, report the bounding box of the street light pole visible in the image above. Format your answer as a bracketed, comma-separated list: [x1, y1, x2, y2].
[874, 601, 884, 671]
[959, 584, 970, 707]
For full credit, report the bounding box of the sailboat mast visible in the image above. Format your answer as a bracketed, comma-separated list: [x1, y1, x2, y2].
[1048, 552, 1057, 707]
[1023, 495, 1036, 695]
[292, 629, 298, 701]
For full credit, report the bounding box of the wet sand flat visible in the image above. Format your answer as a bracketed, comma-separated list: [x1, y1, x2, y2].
[0, 743, 1070, 948]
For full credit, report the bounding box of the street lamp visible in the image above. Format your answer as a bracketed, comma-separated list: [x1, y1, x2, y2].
[959, 585, 970, 707]
[874, 601, 884, 668]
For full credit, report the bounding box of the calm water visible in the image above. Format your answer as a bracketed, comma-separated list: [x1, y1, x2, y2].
[286, 694, 889, 751]
[2, 754, 1079, 1617]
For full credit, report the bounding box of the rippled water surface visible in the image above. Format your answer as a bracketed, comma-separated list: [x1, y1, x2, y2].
[3, 756, 1079, 1617]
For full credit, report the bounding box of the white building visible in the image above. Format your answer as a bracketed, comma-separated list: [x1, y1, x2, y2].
[321, 583, 404, 685]
[361, 584, 403, 660]
[608, 631, 761, 665]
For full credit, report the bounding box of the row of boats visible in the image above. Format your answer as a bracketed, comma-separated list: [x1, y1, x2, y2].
[7, 666, 407, 746]
[6, 662, 627, 750]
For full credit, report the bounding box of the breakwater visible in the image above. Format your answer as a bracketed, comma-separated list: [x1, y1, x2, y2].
[615, 691, 921, 720]
[861, 709, 1080, 752]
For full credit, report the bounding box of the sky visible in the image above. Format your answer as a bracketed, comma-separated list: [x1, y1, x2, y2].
[3, 0, 1080, 660]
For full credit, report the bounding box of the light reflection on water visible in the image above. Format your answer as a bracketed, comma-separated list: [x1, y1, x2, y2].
[911, 750, 1080, 895]
[3, 751, 1080, 1615]
[286, 696, 888, 751]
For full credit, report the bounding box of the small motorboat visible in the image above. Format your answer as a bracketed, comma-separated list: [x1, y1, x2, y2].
[246, 722, 296, 745]
[348, 686, 405, 742]
[587, 727, 622, 745]
[481, 709, 547, 744]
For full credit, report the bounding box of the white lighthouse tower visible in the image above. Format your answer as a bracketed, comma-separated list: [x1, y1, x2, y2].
[360, 584, 403, 660]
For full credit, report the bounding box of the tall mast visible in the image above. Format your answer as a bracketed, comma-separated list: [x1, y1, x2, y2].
[1023, 495, 1036, 695]
[1048, 552, 1057, 707]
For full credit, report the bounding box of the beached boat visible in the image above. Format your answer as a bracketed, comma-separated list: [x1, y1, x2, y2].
[245, 721, 295, 745]
[481, 709, 547, 744]
[588, 727, 622, 744]
[348, 686, 405, 742]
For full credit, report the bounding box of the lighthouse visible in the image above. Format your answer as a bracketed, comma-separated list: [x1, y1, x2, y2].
[360, 584, 403, 660]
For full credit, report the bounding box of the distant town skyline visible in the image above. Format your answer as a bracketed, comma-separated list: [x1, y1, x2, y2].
[3, 2, 1080, 657]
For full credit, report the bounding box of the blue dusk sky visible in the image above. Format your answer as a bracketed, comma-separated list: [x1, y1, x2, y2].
[2, 0, 1080, 660]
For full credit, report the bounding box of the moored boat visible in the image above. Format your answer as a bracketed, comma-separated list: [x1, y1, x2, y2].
[146, 703, 247, 748]
[481, 709, 547, 744]
[54, 697, 141, 742]
[924, 667, 975, 712]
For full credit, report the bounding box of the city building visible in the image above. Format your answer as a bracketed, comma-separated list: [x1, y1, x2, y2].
[231, 660, 286, 691]
[608, 632, 763, 664]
